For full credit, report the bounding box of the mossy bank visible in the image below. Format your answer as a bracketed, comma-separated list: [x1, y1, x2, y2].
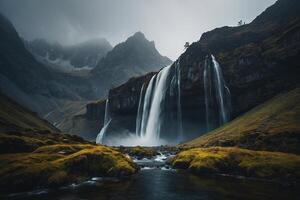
[0, 143, 138, 193]
[171, 147, 300, 182]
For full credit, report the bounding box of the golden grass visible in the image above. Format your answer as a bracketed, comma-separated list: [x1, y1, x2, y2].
[171, 147, 300, 180]
[0, 131, 89, 154]
[0, 144, 138, 193]
[0, 93, 57, 133]
[118, 146, 158, 158]
[183, 88, 300, 154]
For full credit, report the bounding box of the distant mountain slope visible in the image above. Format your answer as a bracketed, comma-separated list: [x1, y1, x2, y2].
[24, 38, 112, 71]
[0, 13, 97, 115]
[183, 88, 300, 154]
[0, 92, 58, 133]
[91, 32, 172, 96]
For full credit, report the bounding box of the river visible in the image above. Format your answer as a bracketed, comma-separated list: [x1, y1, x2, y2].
[5, 153, 300, 200]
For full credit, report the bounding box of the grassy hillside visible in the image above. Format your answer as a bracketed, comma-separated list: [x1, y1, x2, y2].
[183, 88, 300, 154]
[171, 147, 300, 181]
[0, 93, 138, 193]
[0, 92, 58, 133]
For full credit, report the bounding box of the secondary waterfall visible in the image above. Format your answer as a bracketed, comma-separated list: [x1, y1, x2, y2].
[135, 83, 145, 137]
[204, 54, 231, 131]
[173, 59, 183, 142]
[135, 60, 183, 145]
[96, 99, 111, 144]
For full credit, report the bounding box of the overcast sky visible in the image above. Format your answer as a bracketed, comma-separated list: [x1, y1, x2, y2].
[0, 0, 276, 60]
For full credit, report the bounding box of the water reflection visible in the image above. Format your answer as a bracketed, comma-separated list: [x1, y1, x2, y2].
[5, 169, 300, 200]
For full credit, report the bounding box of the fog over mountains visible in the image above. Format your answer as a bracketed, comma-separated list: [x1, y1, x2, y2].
[0, 13, 171, 124]
[0, 0, 277, 60]
[24, 38, 113, 71]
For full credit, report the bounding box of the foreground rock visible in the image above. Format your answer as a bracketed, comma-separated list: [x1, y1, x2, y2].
[171, 147, 300, 182]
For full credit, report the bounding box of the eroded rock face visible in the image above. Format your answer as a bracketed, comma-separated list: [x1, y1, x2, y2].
[86, 100, 107, 120]
[87, 0, 300, 141]
[109, 72, 156, 115]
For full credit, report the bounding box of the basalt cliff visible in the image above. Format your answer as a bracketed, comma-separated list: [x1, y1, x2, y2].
[82, 0, 300, 142]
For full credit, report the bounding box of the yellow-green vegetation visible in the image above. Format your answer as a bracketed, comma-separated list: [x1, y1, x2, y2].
[118, 146, 158, 158]
[183, 88, 300, 154]
[171, 147, 300, 180]
[0, 93, 58, 133]
[0, 131, 88, 154]
[0, 91, 138, 194]
[0, 144, 138, 193]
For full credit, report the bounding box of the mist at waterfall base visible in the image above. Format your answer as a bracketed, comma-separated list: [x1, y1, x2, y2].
[96, 55, 231, 146]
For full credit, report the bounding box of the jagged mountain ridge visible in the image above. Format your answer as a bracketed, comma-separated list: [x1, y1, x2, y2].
[91, 32, 172, 97]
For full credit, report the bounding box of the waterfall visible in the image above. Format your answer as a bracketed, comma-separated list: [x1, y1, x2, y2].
[96, 99, 111, 144]
[174, 59, 183, 142]
[139, 75, 156, 138]
[135, 65, 173, 144]
[204, 54, 231, 131]
[135, 84, 145, 137]
[144, 65, 172, 141]
[135, 60, 184, 144]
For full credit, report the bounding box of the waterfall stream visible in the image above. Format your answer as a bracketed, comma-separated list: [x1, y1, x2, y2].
[116, 54, 230, 145]
[204, 55, 231, 131]
[175, 59, 183, 142]
[96, 99, 111, 144]
[142, 65, 172, 142]
[136, 84, 145, 137]
[135, 61, 183, 145]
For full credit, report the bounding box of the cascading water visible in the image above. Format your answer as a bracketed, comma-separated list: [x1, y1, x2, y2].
[96, 99, 111, 144]
[135, 60, 183, 145]
[135, 84, 145, 137]
[173, 59, 183, 142]
[204, 54, 231, 131]
[139, 75, 157, 138]
[143, 65, 172, 141]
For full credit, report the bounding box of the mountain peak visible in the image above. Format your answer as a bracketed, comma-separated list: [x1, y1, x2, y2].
[132, 31, 146, 39]
[126, 31, 149, 44]
[92, 31, 172, 92]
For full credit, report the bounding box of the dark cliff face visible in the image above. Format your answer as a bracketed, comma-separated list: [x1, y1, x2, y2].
[86, 100, 107, 120]
[99, 0, 300, 141]
[180, 0, 300, 118]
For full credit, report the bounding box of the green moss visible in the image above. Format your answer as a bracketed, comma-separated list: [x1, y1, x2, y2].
[48, 171, 69, 187]
[118, 146, 158, 158]
[183, 88, 300, 154]
[171, 147, 300, 180]
[0, 144, 138, 193]
[0, 131, 89, 154]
